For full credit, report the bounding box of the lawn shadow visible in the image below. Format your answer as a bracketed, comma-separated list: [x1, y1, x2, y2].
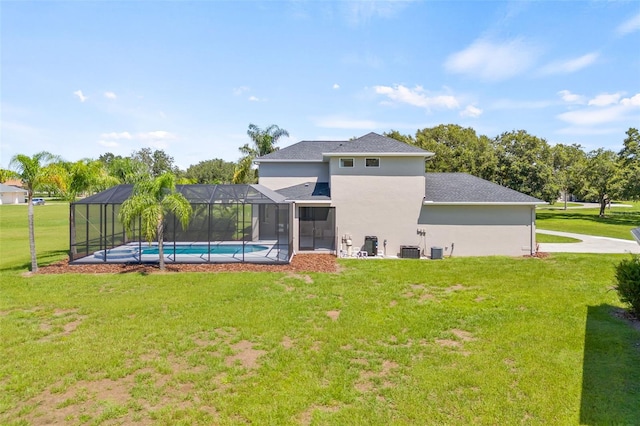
[1, 249, 69, 272]
[580, 304, 640, 424]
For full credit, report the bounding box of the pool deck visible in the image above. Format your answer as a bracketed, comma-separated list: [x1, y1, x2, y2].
[72, 241, 291, 264]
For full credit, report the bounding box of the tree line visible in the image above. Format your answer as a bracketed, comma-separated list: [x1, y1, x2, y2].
[3, 124, 638, 211]
[386, 126, 640, 217]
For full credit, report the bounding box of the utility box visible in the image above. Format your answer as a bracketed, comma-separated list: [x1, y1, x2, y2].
[431, 246, 444, 260]
[400, 245, 420, 259]
[364, 236, 378, 256]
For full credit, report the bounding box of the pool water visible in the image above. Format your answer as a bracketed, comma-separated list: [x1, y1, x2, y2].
[141, 244, 269, 255]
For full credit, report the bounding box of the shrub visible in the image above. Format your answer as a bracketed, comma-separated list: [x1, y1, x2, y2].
[615, 254, 640, 316]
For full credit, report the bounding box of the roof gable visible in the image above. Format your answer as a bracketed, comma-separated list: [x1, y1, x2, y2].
[256, 132, 431, 162]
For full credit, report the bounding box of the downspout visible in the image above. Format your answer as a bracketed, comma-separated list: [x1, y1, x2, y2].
[531, 206, 536, 255]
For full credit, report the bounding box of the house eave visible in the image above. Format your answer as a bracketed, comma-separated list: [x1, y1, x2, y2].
[254, 159, 325, 164]
[323, 152, 434, 159]
[423, 201, 546, 206]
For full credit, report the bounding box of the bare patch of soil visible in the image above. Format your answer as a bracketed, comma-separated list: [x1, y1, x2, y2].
[37, 254, 338, 275]
[354, 360, 398, 393]
[298, 404, 342, 425]
[281, 336, 294, 349]
[326, 310, 340, 321]
[451, 329, 476, 342]
[436, 339, 461, 348]
[225, 340, 266, 369]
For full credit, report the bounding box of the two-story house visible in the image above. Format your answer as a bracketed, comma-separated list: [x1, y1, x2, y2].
[256, 132, 544, 257]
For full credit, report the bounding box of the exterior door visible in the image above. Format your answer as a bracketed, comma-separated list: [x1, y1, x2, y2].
[299, 207, 335, 251]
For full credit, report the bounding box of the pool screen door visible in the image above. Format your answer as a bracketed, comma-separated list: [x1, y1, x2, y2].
[299, 207, 335, 251]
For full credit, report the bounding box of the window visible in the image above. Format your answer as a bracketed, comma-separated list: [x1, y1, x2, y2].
[340, 158, 354, 168]
[365, 158, 380, 168]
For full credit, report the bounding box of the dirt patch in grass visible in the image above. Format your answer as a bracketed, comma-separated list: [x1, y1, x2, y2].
[298, 404, 342, 425]
[225, 340, 267, 369]
[354, 360, 398, 393]
[37, 254, 338, 274]
[326, 310, 340, 321]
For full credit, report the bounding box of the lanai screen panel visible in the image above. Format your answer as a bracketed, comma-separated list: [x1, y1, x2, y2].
[70, 184, 292, 264]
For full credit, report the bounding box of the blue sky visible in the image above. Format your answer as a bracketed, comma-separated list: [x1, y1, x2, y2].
[2, 1, 639, 170]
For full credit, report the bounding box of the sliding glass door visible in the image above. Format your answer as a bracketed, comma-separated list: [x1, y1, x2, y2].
[299, 207, 335, 251]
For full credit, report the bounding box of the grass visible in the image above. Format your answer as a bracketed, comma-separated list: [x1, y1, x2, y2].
[536, 201, 640, 240]
[1, 202, 639, 424]
[535, 233, 581, 244]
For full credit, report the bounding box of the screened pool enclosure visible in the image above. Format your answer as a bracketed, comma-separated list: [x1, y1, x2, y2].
[70, 184, 292, 264]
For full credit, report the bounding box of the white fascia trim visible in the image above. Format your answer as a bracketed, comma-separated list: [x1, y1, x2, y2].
[289, 200, 332, 205]
[254, 159, 324, 164]
[323, 152, 433, 158]
[423, 201, 545, 206]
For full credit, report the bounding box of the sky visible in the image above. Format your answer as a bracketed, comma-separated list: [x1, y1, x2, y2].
[2, 1, 640, 170]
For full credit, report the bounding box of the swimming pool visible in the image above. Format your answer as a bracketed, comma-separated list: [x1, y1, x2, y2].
[94, 243, 270, 261]
[142, 244, 269, 255]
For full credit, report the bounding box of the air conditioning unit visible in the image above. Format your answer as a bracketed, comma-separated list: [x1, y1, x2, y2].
[400, 245, 420, 259]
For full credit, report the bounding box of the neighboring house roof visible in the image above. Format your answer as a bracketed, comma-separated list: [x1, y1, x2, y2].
[0, 183, 28, 193]
[256, 132, 432, 162]
[424, 173, 545, 205]
[2, 179, 24, 188]
[276, 182, 331, 201]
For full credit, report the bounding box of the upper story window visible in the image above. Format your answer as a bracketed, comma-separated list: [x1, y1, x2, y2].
[365, 158, 380, 168]
[340, 158, 354, 168]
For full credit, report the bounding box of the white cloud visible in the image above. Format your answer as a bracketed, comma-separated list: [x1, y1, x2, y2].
[617, 12, 640, 35]
[104, 91, 117, 100]
[341, 1, 410, 26]
[100, 131, 132, 140]
[233, 86, 250, 96]
[73, 90, 88, 102]
[373, 84, 460, 109]
[588, 93, 622, 107]
[557, 92, 640, 126]
[460, 105, 483, 118]
[558, 90, 586, 104]
[248, 96, 262, 102]
[333, 83, 340, 89]
[444, 38, 540, 81]
[540, 52, 598, 75]
[621, 93, 640, 107]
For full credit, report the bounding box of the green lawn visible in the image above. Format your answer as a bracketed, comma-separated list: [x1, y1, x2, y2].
[536, 201, 640, 240]
[535, 233, 581, 244]
[1, 203, 639, 424]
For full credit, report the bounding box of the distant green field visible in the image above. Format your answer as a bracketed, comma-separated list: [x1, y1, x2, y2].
[536, 201, 640, 240]
[0, 203, 69, 271]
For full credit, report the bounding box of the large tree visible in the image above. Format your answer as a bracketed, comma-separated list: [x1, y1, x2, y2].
[118, 172, 192, 270]
[618, 128, 640, 200]
[9, 151, 59, 272]
[551, 143, 588, 209]
[233, 124, 289, 183]
[409, 125, 497, 180]
[132, 148, 177, 178]
[493, 130, 558, 203]
[582, 148, 623, 217]
[185, 158, 236, 184]
[99, 153, 149, 184]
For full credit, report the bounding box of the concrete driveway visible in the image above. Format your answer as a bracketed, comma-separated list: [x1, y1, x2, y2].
[537, 229, 640, 254]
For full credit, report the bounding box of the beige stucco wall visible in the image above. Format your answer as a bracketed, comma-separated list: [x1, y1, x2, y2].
[0, 191, 26, 205]
[329, 156, 427, 256]
[418, 205, 536, 257]
[258, 162, 329, 190]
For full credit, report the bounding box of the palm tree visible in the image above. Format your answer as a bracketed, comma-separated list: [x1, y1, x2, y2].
[233, 123, 289, 183]
[118, 172, 192, 270]
[9, 151, 59, 272]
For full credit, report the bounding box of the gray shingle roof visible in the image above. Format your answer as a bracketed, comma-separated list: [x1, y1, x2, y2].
[276, 182, 331, 201]
[257, 132, 431, 161]
[632, 227, 640, 244]
[0, 183, 28, 193]
[425, 173, 544, 204]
